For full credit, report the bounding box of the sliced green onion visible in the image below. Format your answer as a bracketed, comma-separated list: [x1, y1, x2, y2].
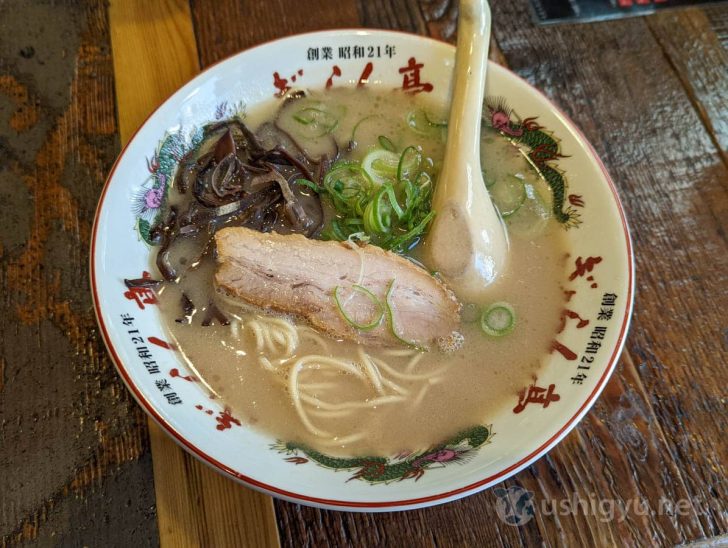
[324, 219, 350, 241]
[362, 200, 380, 234]
[406, 109, 436, 136]
[387, 210, 435, 252]
[397, 146, 422, 182]
[490, 174, 526, 218]
[363, 186, 394, 234]
[505, 182, 552, 238]
[351, 114, 383, 142]
[292, 109, 318, 125]
[346, 231, 370, 244]
[424, 111, 448, 127]
[373, 187, 393, 231]
[415, 171, 432, 194]
[378, 135, 396, 152]
[362, 149, 399, 186]
[343, 217, 364, 227]
[400, 179, 417, 220]
[482, 169, 497, 188]
[406, 110, 447, 142]
[383, 184, 405, 219]
[292, 107, 338, 137]
[333, 285, 385, 331]
[295, 178, 322, 193]
[480, 302, 516, 337]
[317, 141, 435, 252]
[385, 279, 425, 350]
[323, 163, 371, 214]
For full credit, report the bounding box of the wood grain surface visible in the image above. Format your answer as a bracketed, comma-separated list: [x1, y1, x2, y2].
[647, 9, 728, 160]
[1, 0, 726, 546]
[0, 1, 157, 546]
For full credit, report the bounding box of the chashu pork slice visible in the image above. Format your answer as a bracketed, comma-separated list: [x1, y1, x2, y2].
[214, 227, 461, 348]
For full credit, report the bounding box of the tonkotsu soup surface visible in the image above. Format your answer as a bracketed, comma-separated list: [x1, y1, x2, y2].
[155, 88, 569, 456]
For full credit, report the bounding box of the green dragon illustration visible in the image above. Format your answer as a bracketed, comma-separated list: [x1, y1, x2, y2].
[274, 424, 493, 484]
[486, 97, 580, 227]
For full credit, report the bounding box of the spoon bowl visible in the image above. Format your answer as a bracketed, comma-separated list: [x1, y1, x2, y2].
[424, 0, 508, 302]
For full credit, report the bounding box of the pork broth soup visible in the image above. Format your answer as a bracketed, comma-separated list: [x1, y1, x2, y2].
[153, 88, 568, 456]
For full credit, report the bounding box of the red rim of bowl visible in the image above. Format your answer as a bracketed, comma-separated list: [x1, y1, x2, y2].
[90, 29, 634, 510]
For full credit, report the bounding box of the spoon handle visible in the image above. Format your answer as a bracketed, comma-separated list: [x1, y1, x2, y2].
[445, 0, 490, 175]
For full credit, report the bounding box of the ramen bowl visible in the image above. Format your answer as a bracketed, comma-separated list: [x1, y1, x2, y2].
[91, 30, 633, 511]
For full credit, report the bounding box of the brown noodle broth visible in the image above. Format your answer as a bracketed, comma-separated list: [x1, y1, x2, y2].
[156, 88, 569, 456]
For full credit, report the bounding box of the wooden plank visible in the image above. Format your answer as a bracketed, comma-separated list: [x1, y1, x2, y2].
[108, 1, 280, 546]
[0, 0, 158, 545]
[109, 0, 199, 139]
[357, 0, 429, 34]
[705, 5, 728, 50]
[647, 8, 728, 162]
[190, 0, 361, 66]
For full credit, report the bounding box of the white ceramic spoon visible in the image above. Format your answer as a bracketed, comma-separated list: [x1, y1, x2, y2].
[423, 0, 508, 302]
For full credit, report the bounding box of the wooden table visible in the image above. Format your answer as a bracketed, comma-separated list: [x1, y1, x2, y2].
[1, 0, 726, 545]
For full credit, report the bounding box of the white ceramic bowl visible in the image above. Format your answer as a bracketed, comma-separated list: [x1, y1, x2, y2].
[91, 30, 633, 511]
